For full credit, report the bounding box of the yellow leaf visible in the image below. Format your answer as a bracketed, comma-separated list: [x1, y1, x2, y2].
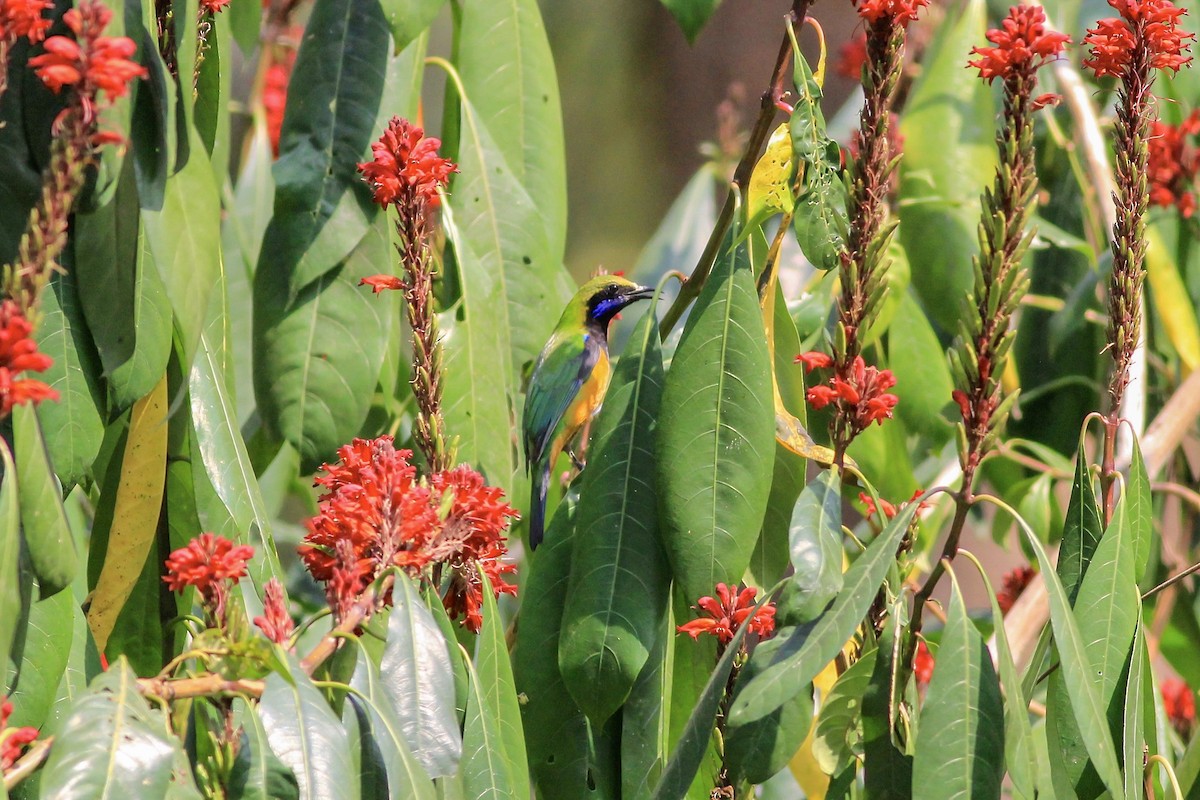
[87, 376, 168, 654]
[744, 123, 796, 234]
[789, 660, 840, 799]
[1147, 225, 1200, 373]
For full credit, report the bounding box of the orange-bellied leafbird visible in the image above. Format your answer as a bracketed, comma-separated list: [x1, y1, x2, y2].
[522, 275, 653, 549]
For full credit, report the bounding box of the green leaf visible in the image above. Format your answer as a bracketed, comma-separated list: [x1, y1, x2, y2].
[658, 0, 721, 42]
[751, 442, 805, 591]
[438, 201, 521, 496]
[1126, 436, 1153, 583]
[189, 329, 285, 593]
[348, 651, 436, 800]
[889, 292, 953, 443]
[259, 657, 359, 800]
[263, 0, 390, 298]
[1057, 440, 1104, 604]
[4, 586, 73, 732]
[560, 307, 670, 725]
[454, 0, 568, 264]
[379, 0, 445, 53]
[1122, 619, 1145, 800]
[1007, 499, 1127, 800]
[897, 0, 995, 334]
[375, 577, 461, 778]
[461, 649, 519, 800]
[777, 470, 844, 625]
[812, 648, 878, 775]
[39, 659, 200, 799]
[621, 615, 673, 799]
[861, 616, 912, 800]
[0, 440, 20, 676]
[789, 46, 847, 272]
[141, 129, 221, 366]
[666, 592, 721, 800]
[33, 271, 105, 489]
[657, 234, 775, 604]
[253, 211, 393, 472]
[12, 404, 77, 598]
[725, 639, 815, 784]
[473, 574, 530, 799]
[729, 498, 919, 726]
[911, 569, 1005, 799]
[229, 698, 301, 800]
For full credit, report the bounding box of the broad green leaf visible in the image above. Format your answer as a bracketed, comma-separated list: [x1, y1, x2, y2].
[560, 307, 670, 725]
[195, 10, 232, 173]
[889, 292, 953, 443]
[0, 441, 19, 677]
[254, 211, 392, 472]
[861, 616, 912, 800]
[229, 698, 302, 800]
[4, 585, 73, 732]
[777, 470, 844, 625]
[33, 271, 105, 489]
[729, 499, 919, 726]
[39, 659, 200, 799]
[1127, 436, 1153, 583]
[666, 590, 721, 800]
[348, 651, 436, 800]
[263, 0, 389, 298]
[377, 575, 462, 778]
[141, 129, 221, 365]
[259, 658, 359, 800]
[86, 376, 168, 656]
[658, 234, 775, 604]
[621, 615, 673, 800]
[911, 570, 1005, 799]
[473, 575, 530, 799]
[898, 0, 995, 334]
[461, 650, 519, 800]
[438, 201, 520, 497]
[725, 638, 815, 784]
[379, 0, 445, 53]
[344, 695, 413, 800]
[1057, 440, 1104, 604]
[12, 404, 76, 598]
[812, 648, 878, 775]
[454, 0, 568, 264]
[189, 329, 285, 592]
[1005, 498, 1127, 800]
[658, 0, 721, 41]
[751, 442, 806, 590]
[75, 161, 171, 411]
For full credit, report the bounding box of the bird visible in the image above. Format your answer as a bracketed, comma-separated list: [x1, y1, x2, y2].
[523, 275, 653, 550]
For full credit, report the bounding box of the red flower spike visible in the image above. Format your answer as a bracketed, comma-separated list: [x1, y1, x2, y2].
[1082, 0, 1194, 78]
[360, 275, 405, 293]
[253, 578, 295, 645]
[358, 117, 457, 210]
[1162, 677, 1196, 738]
[0, 0, 52, 44]
[676, 582, 776, 646]
[914, 640, 934, 689]
[996, 564, 1035, 615]
[164, 533, 254, 596]
[806, 355, 899, 433]
[968, 5, 1070, 83]
[854, 0, 928, 27]
[0, 301, 57, 417]
[200, 0, 230, 13]
[1147, 111, 1200, 216]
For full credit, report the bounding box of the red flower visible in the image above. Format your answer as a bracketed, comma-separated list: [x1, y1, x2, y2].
[996, 564, 1035, 615]
[914, 640, 934, 689]
[859, 491, 899, 520]
[836, 33, 869, 79]
[0, 698, 38, 773]
[0, 301, 57, 417]
[262, 46, 295, 157]
[968, 5, 1070, 83]
[360, 275, 404, 293]
[854, 0, 928, 27]
[807, 355, 899, 432]
[1162, 677, 1196, 738]
[200, 0, 229, 12]
[29, 1, 147, 123]
[795, 350, 834, 373]
[253, 578, 294, 645]
[0, 0, 52, 44]
[1082, 0, 1193, 78]
[164, 534, 254, 622]
[676, 583, 776, 646]
[358, 117, 457, 210]
[806, 384, 839, 409]
[1147, 111, 1200, 216]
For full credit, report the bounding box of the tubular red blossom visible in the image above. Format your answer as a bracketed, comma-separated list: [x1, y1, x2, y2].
[854, 0, 928, 27]
[914, 640, 934, 689]
[360, 275, 404, 293]
[676, 583, 776, 646]
[0, 0, 52, 43]
[1083, 0, 1194, 78]
[968, 5, 1070, 83]
[164, 533, 254, 595]
[1162, 677, 1196, 738]
[807, 355, 899, 432]
[262, 50, 294, 157]
[806, 385, 838, 409]
[795, 350, 834, 373]
[358, 117, 457, 210]
[0, 300, 57, 417]
[1148, 111, 1200, 215]
[996, 564, 1035, 615]
[253, 578, 295, 645]
[859, 491, 898, 519]
[836, 33, 869, 78]
[200, 0, 230, 13]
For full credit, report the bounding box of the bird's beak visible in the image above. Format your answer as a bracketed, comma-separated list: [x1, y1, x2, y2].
[628, 285, 654, 302]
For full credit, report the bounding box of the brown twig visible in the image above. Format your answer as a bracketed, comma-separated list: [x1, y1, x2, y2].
[3, 736, 53, 790]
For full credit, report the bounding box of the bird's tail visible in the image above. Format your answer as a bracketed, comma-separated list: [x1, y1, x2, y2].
[529, 465, 551, 551]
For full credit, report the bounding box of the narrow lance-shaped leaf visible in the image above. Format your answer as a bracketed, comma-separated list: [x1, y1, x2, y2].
[473, 573, 530, 800]
[461, 648, 519, 800]
[911, 567, 1005, 799]
[0, 440, 19, 675]
[657, 231, 775, 604]
[777, 470, 844, 625]
[812, 648, 878, 776]
[560, 306, 670, 725]
[1057, 439, 1103, 604]
[1127, 436, 1153, 583]
[12, 404, 77, 598]
[861, 613, 912, 800]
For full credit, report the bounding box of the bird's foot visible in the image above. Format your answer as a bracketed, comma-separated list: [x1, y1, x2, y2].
[568, 449, 586, 471]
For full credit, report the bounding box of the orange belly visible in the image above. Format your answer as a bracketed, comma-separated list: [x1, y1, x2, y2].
[549, 349, 611, 467]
